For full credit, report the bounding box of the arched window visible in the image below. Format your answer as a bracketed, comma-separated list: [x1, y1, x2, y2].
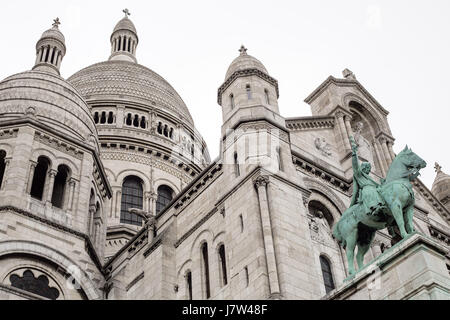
[246, 84, 251, 100]
[230, 93, 235, 109]
[107, 111, 114, 124]
[93, 112, 99, 124]
[0, 150, 6, 189]
[234, 152, 240, 177]
[118, 37, 122, 52]
[100, 111, 106, 124]
[51, 165, 70, 209]
[128, 37, 132, 52]
[140, 116, 146, 129]
[10, 270, 60, 300]
[169, 128, 174, 139]
[133, 114, 139, 127]
[186, 270, 193, 300]
[163, 125, 169, 137]
[201, 242, 211, 298]
[157, 122, 163, 134]
[126, 113, 132, 126]
[218, 244, 228, 286]
[319, 255, 335, 294]
[120, 176, 143, 226]
[264, 89, 270, 104]
[30, 156, 50, 200]
[156, 185, 173, 214]
[123, 36, 127, 51]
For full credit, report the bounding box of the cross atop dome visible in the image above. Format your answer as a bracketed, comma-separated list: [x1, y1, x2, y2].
[52, 17, 60, 28]
[123, 8, 130, 18]
[239, 45, 248, 55]
[435, 162, 442, 173]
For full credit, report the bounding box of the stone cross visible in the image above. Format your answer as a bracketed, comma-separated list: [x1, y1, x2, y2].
[435, 162, 442, 173]
[52, 17, 60, 28]
[239, 45, 248, 55]
[123, 8, 131, 17]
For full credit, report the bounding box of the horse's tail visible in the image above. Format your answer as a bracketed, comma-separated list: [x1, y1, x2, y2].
[332, 223, 346, 248]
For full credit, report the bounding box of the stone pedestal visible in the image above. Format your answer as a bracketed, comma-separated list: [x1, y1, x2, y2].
[327, 233, 450, 300]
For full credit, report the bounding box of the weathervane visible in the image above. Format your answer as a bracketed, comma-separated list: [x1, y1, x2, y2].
[123, 8, 130, 18]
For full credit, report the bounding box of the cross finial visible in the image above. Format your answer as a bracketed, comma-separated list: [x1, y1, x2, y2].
[123, 8, 130, 18]
[239, 45, 247, 55]
[52, 17, 60, 28]
[435, 162, 442, 173]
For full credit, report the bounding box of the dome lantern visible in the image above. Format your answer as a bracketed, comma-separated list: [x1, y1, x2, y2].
[33, 18, 66, 75]
[109, 9, 138, 63]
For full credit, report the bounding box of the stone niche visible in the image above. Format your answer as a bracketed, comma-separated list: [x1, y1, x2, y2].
[326, 233, 450, 300]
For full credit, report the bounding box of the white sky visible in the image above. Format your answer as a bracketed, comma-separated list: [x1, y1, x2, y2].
[1, 0, 449, 189]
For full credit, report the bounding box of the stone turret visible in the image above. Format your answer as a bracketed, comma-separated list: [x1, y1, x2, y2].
[109, 9, 139, 63]
[431, 162, 450, 210]
[32, 18, 66, 75]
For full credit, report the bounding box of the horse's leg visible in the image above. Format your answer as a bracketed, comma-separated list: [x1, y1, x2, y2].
[389, 199, 408, 238]
[345, 229, 358, 276]
[356, 231, 375, 270]
[404, 204, 415, 234]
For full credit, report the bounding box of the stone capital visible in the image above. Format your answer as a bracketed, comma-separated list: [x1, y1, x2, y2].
[253, 175, 270, 188]
[48, 169, 58, 177]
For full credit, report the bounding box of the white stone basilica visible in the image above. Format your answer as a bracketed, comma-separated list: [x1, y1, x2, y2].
[0, 12, 449, 300]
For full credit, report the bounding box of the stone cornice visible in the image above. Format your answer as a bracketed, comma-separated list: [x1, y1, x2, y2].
[412, 179, 450, 222]
[327, 105, 353, 119]
[217, 68, 279, 105]
[292, 151, 352, 194]
[304, 76, 389, 116]
[0, 205, 104, 275]
[285, 116, 335, 131]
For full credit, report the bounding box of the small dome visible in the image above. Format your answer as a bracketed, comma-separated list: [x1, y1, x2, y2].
[431, 163, 450, 203]
[113, 17, 137, 36]
[225, 46, 268, 80]
[40, 26, 65, 45]
[0, 70, 97, 142]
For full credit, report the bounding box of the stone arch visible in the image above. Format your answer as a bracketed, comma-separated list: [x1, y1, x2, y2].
[302, 177, 348, 215]
[104, 167, 117, 183]
[0, 143, 13, 156]
[116, 169, 151, 193]
[30, 148, 56, 168]
[190, 229, 214, 257]
[0, 240, 101, 300]
[342, 93, 388, 133]
[154, 177, 180, 194]
[54, 156, 79, 177]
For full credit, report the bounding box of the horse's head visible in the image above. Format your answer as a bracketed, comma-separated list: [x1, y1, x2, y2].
[396, 146, 427, 180]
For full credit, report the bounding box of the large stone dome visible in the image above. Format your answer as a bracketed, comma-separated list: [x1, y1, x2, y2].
[0, 70, 97, 142]
[68, 60, 194, 126]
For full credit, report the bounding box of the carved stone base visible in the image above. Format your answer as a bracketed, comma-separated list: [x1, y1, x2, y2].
[326, 233, 450, 300]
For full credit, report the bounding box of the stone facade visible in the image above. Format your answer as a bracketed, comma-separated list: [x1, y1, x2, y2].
[0, 13, 449, 300]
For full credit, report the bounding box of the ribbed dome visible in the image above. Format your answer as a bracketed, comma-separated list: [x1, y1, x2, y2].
[225, 47, 268, 80]
[67, 60, 194, 125]
[40, 26, 65, 45]
[113, 17, 137, 35]
[0, 70, 97, 142]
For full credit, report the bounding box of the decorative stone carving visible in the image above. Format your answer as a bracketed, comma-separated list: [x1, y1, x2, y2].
[308, 211, 334, 247]
[314, 137, 332, 156]
[253, 175, 269, 188]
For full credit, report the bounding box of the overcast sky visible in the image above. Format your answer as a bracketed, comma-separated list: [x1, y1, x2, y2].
[1, 0, 449, 189]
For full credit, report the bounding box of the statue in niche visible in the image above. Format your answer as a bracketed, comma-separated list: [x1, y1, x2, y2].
[309, 210, 333, 245]
[314, 137, 332, 156]
[352, 122, 374, 165]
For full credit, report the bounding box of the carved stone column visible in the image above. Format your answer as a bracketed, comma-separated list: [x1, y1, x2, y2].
[26, 161, 37, 194]
[373, 139, 387, 176]
[45, 169, 57, 203]
[336, 112, 351, 151]
[67, 178, 76, 211]
[88, 204, 96, 237]
[115, 190, 122, 219]
[344, 115, 353, 140]
[116, 105, 125, 129]
[379, 137, 392, 167]
[387, 141, 396, 162]
[0, 158, 11, 190]
[253, 175, 280, 296]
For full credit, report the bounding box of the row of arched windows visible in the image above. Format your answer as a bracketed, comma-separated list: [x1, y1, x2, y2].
[29, 156, 72, 209]
[126, 113, 147, 129]
[93, 111, 115, 124]
[119, 176, 175, 226]
[157, 122, 174, 140]
[229, 86, 271, 109]
[112, 35, 136, 54]
[185, 243, 228, 300]
[37, 45, 62, 67]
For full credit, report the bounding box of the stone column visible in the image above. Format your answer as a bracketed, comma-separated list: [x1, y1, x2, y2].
[335, 112, 351, 152]
[88, 204, 96, 236]
[253, 175, 280, 296]
[45, 169, 57, 203]
[35, 48, 41, 64]
[387, 141, 396, 161]
[0, 158, 11, 190]
[379, 137, 392, 167]
[115, 190, 122, 219]
[67, 178, 76, 211]
[373, 139, 387, 176]
[116, 106, 125, 129]
[344, 115, 353, 139]
[41, 46, 48, 62]
[48, 47, 55, 64]
[56, 52, 62, 68]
